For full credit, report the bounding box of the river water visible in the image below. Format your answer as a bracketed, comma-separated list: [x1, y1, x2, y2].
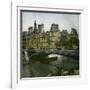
[21, 54, 79, 78]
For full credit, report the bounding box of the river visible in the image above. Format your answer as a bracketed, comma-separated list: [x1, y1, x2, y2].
[21, 52, 79, 78]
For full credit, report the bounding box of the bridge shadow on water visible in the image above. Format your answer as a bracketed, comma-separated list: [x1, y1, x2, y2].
[21, 49, 79, 78]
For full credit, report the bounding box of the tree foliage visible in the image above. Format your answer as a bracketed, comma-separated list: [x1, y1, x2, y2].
[57, 28, 79, 50]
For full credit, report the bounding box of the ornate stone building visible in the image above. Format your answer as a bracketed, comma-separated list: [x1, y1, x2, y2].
[22, 21, 61, 50]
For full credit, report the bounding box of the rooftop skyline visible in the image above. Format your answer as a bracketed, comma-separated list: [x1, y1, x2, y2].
[22, 11, 80, 33]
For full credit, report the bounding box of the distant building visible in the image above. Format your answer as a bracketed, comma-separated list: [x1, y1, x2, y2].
[33, 20, 38, 33]
[49, 24, 61, 48]
[50, 23, 59, 31]
[22, 31, 28, 49]
[34, 20, 37, 30]
[38, 24, 44, 33]
[22, 21, 61, 49]
[28, 26, 33, 33]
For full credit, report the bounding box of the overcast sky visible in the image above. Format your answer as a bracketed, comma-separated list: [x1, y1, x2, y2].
[22, 11, 80, 33]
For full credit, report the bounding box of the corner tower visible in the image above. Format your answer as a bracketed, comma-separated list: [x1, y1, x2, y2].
[34, 20, 37, 31]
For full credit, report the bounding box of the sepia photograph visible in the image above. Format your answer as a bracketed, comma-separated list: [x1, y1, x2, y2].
[20, 10, 80, 78]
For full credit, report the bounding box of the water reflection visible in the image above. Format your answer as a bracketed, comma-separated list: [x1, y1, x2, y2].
[21, 52, 79, 77]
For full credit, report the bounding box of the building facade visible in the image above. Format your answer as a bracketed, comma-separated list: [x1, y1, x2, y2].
[22, 21, 61, 50]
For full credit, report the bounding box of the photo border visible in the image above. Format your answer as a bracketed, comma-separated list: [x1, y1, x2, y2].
[11, 1, 87, 88]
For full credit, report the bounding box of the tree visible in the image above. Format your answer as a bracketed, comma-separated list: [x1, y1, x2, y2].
[59, 28, 79, 50]
[69, 28, 79, 50]
[60, 30, 69, 49]
[71, 28, 78, 37]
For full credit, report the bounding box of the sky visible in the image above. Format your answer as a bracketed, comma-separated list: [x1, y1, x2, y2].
[22, 11, 80, 33]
